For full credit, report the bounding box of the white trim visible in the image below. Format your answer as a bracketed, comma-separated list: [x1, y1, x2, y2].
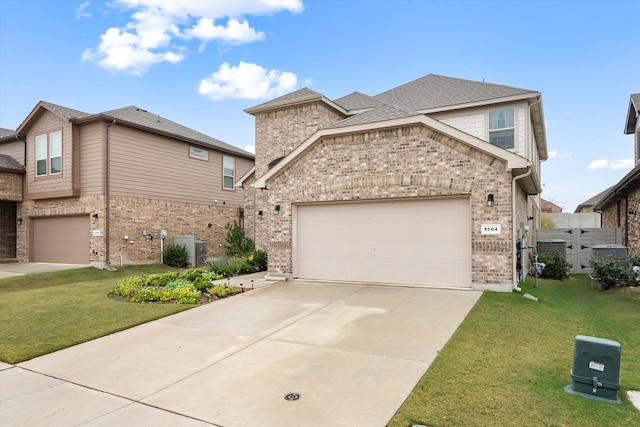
[254, 114, 529, 188]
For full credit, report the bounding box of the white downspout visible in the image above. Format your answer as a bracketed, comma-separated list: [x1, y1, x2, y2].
[512, 165, 533, 292]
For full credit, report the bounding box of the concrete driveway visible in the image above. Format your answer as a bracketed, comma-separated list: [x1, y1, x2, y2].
[1, 280, 482, 426]
[0, 262, 89, 279]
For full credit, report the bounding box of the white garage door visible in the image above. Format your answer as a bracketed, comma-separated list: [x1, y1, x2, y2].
[32, 216, 90, 264]
[295, 197, 471, 287]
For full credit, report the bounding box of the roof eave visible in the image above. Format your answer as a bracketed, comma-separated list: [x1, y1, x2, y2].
[235, 166, 256, 187]
[594, 164, 640, 210]
[624, 97, 638, 135]
[254, 114, 529, 189]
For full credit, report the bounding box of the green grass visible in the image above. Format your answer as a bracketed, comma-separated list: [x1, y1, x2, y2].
[0, 265, 194, 364]
[390, 275, 640, 427]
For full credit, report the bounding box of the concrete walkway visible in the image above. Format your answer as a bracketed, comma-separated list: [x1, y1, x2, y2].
[1, 280, 482, 426]
[0, 262, 89, 279]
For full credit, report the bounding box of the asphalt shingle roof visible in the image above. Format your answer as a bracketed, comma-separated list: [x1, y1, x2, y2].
[42, 102, 90, 120]
[325, 105, 413, 129]
[0, 128, 16, 138]
[100, 106, 252, 157]
[0, 154, 24, 171]
[373, 74, 536, 112]
[333, 92, 382, 111]
[574, 187, 612, 213]
[246, 87, 322, 112]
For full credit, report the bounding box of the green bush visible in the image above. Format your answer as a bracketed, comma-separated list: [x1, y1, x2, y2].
[163, 244, 187, 267]
[208, 285, 237, 298]
[536, 251, 571, 281]
[224, 221, 255, 257]
[248, 249, 268, 271]
[589, 256, 637, 290]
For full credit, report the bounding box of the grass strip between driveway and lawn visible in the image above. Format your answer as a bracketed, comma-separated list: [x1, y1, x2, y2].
[390, 274, 640, 426]
[0, 265, 192, 364]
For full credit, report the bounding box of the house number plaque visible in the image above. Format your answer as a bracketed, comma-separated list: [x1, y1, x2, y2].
[481, 224, 501, 235]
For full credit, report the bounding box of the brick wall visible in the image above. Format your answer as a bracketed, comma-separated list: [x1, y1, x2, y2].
[253, 101, 345, 177]
[17, 195, 241, 265]
[0, 172, 23, 201]
[601, 186, 640, 253]
[251, 124, 518, 286]
[0, 201, 17, 258]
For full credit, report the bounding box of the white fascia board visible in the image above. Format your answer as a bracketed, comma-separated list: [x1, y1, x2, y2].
[254, 114, 528, 188]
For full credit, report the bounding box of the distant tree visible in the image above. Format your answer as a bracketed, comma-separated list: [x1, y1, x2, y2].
[541, 214, 556, 229]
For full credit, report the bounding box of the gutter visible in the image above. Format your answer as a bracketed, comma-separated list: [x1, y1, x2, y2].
[105, 119, 116, 266]
[512, 164, 533, 292]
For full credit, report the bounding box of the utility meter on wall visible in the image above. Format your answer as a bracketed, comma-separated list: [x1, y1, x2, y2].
[160, 229, 168, 239]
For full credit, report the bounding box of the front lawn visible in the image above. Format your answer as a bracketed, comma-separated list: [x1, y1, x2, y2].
[0, 265, 194, 364]
[390, 274, 640, 426]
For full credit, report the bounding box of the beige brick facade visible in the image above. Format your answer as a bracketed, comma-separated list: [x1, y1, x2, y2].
[600, 185, 640, 253]
[0, 171, 23, 201]
[249, 121, 536, 287]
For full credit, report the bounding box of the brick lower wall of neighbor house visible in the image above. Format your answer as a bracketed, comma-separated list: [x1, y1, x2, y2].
[17, 195, 241, 265]
[0, 171, 23, 201]
[0, 201, 17, 258]
[250, 124, 520, 285]
[601, 186, 640, 253]
[108, 196, 240, 265]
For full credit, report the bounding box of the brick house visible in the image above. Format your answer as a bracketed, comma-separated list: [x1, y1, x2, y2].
[594, 93, 640, 251]
[0, 101, 254, 266]
[239, 74, 548, 291]
[541, 198, 562, 213]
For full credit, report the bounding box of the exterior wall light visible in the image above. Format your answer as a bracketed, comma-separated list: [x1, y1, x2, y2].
[208, 223, 213, 228]
[487, 194, 494, 207]
[528, 215, 535, 221]
[92, 213, 99, 221]
[17, 217, 23, 225]
[257, 210, 263, 217]
[629, 209, 637, 215]
[274, 205, 281, 214]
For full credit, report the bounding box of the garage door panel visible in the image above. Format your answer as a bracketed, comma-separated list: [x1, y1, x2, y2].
[32, 216, 90, 264]
[296, 198, 471, 287]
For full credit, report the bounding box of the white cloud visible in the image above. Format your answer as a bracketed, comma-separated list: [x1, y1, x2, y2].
[76, 1, 91, 19]
[587, 158, 634, 170]
[245, 145, 256, 154]
[548, 150, 573, 159]
[199, 61, 297, 100]
[83, 0, 303, 75]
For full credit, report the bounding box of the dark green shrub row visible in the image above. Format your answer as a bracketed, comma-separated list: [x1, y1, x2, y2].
[590, 255, 640, 290]
[111, 269, 233, 304]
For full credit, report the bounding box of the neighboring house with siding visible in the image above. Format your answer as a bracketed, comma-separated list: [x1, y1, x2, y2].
[239, 74, 548, 291]
[595, 93, 640, 251]
[0, 101, 254, 266]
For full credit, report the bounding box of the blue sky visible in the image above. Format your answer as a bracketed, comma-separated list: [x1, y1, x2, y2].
[1, 0, 638, 212]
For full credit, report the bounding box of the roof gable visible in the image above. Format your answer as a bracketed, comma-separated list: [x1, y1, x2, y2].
[16, 101, 90, 133]
[373, 74, 537, 112]
[625, 93, 640, 135]
[573, 186, 612, 212]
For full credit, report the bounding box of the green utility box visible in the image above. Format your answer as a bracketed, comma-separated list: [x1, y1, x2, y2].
[565, 335, 621, 403]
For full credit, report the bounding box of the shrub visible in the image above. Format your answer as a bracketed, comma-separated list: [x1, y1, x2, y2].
[208, 285, 237, 298]
[536, 251, 571, 280]
[163, 244, 187, 267]
[589, 256, 637, 290]
[248, 249, 268, 271]
[224, 221, 255, 257]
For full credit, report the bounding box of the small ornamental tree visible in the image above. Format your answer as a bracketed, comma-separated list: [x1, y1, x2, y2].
[224, 221, 255, 257]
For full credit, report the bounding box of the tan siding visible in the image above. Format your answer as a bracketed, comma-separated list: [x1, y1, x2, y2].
[25, 111, 74, 197]
[109, 125, 252, 207]
[79, 122, 104, 196]
[0, 140, 25, 165]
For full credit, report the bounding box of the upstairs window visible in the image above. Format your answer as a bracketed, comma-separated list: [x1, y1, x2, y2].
[223, 155, 235, 190]
[35, 131, 62, 176]
[189, 146, 209, 161]
[489, 107, 514, 149]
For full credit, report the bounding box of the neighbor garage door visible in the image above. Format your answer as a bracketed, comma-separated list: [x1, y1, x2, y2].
[295, 197, 471, 287]
[32, 216, 90, 264]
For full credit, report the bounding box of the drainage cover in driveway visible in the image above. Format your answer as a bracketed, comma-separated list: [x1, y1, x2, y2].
[284, 393, 301, 401]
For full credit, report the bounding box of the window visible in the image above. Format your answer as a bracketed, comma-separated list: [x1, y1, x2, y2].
[489, 108, 514, 149]
[35, 131, 62, 176]
[223, 155, 235, 190]
[189, 146, 209, 161]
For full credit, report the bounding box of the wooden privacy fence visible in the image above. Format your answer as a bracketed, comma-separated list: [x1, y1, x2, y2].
[535, 228, 623, 274]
